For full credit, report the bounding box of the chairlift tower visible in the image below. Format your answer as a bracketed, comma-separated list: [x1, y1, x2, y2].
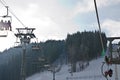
[15, 27, 36, 80]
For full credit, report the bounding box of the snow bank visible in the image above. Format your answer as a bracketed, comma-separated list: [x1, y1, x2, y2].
[27, 57, 120, 80]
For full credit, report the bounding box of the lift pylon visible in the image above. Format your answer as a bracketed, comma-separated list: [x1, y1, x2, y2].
[15, 27, 36, 44]
[14, 27, 36, 80]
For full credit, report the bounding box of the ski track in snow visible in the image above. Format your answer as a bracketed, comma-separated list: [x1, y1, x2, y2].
[27, 57, 120, 80]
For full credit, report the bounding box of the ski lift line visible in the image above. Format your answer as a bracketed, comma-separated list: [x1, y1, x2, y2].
[0, 0, 6, 6]
[94, 0, 105, 53]
[1, 0, 7, 5]
[9, 8, 26, 28]
[8, 9, 26, 28]
[9, 9, 26, 28]
[0, 0, 26, 28]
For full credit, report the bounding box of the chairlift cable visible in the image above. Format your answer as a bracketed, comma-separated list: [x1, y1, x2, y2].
[0, 0, 6, 6]
[94, 1, 115, 79]
[8, 9, 26, 27]
[2, 0, 7, 5]
[94, 0, 105, 54]
[0, 0, 26, 28]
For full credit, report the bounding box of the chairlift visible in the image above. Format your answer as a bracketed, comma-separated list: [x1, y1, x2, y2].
[44, 64, 50, 68]
[38, 57, 45, 62]
[0, 30, 8, 37]
[32, 38, 40, 50]
[32, 44, 40, 50]
[14, 38, 22, 48]
[0, 6, 12, 37]
[106, 37, 120, 64]
[32, 43, 40, 50]
[14, 42, 22, 48]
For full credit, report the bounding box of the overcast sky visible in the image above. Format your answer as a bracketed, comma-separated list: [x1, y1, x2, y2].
[0, 0, 120, 51]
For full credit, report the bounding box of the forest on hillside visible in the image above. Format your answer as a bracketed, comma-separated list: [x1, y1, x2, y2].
[66, 31, 107, 72]
[0, 31, 107, 80]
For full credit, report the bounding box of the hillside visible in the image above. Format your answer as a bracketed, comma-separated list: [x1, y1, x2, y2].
[0, 31, 107, 80]
[27, 57, 120, 80]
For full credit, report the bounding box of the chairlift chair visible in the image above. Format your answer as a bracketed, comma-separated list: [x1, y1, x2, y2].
[14, 41, 22, 48]
[32, 45, 40, 50]
[32, 44, 40, 50]
[14, 37, 22, 48]
[32, 38, 40, 50]
[0, 30, 8, 37]
[0, 6, 12, 37]
[38, 57, 45, 62]
[106, 37, 120, 64]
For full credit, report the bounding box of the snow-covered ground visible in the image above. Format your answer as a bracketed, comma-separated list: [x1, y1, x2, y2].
[27, 57, 120, 80]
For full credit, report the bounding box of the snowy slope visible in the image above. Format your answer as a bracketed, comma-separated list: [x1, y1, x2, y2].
[27, 57, 120, 80]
